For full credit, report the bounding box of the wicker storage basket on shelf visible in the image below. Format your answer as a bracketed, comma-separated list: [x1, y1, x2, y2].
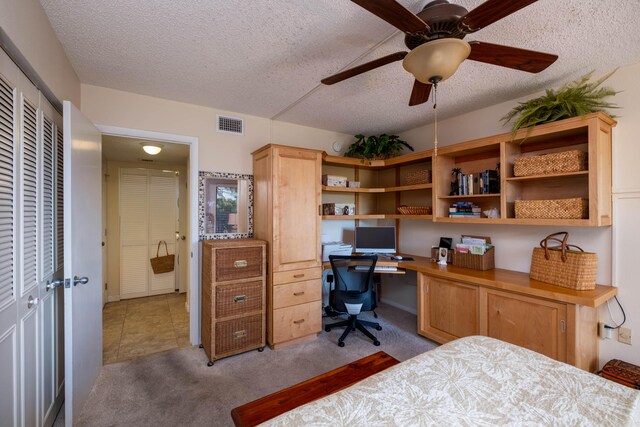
[404, 169, 431, 185]
[515, 198, 588, 219]
[513, 150, 587, 177]
[397, 206, 432, 215]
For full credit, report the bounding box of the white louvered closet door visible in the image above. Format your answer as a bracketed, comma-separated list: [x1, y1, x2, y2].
[120, 169, 177, 298]
[149, 174, 178, 294]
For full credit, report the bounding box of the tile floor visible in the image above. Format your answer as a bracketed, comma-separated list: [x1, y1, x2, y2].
[103, 292, 190, 364]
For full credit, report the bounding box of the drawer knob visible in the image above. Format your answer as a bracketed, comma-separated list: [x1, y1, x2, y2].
[293, 291, 305, 296]
[293, 319, 305, 324]
[234, 260, 248, 268]
[233, 330, 248, 338]
[234, 295, 247, 303]
[293, 274, 305, 278]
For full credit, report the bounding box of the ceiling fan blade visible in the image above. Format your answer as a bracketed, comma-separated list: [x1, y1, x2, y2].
[350, 0, 429, 34]
[468, 41, 558, 73]
[321, 51, 408, 85]
[461, 0, 538, 32]
[409, 80, 431, 106]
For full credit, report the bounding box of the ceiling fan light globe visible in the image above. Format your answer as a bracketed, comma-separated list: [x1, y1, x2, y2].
[403, 39, 471, 84]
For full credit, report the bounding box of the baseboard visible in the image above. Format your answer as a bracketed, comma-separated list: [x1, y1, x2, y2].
[380, 299, 417, 315]
[108, 295, 121, 303]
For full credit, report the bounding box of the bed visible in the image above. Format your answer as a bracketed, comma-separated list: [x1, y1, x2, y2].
[252, 336, 640, 426]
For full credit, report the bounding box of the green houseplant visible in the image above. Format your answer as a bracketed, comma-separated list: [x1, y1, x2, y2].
[344, 133, 414, 159]
[502, 70, 618, 135]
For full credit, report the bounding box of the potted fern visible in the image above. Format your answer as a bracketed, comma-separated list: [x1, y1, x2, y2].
[502, 70, 618, 135]
[344, 133, 414, 160]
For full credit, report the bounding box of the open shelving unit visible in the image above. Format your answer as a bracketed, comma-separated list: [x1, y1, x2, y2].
[321, 112, 615, 228]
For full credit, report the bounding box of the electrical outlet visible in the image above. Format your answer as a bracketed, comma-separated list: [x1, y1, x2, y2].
[618, 327, 632, 345]
[599, 322, 612, 339]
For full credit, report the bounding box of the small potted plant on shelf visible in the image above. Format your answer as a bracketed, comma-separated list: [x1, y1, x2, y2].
[502, 70, 618, 135]
[344, 133, 414, 160]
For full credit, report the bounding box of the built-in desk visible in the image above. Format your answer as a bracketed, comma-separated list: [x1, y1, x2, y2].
[323, 254, 617, 371]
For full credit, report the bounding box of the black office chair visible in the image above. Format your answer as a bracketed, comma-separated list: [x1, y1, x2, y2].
[324, 255, 382, 347]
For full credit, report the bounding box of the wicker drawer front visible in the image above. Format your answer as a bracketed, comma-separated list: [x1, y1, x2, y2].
[272, 301, 322, 343]
[215, 246, 263, 282]
[273, 279, 321, 309]
[273, 267, 321, 285]
[216, 280, 264, 319]
[215, 314, 263, 356]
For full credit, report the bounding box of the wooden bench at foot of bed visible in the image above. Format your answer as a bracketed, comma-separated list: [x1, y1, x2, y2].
[231, 351, 399, 427]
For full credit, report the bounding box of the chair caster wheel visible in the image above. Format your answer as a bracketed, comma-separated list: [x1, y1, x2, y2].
[207, 361, 214, 367]
[325, 326, 331, 332]
[199, 344, 203, 348]
[375, 326, 382, 331]
[258, 347, 264, 352]
[352, 327, 356, 331]
[373, 340, 381, 346]
[338, 341, 345, 347]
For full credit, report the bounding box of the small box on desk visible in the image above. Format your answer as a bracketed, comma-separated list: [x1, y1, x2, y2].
[452, 236, 495, 271]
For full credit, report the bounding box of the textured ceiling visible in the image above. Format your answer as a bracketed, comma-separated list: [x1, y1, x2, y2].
[40, 0, 640, 135]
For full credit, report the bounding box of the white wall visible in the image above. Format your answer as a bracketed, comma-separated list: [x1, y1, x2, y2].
[81, 84, 352, 174]
[395, 63, 640, 367]
[0, 0, 80, 105]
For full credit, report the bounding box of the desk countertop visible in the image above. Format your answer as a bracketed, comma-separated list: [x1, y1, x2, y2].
[323, 254, 616, 308]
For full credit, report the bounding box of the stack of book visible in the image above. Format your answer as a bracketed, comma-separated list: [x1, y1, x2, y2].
[454, 170, 499, 195]
[449, 202, 481, 218]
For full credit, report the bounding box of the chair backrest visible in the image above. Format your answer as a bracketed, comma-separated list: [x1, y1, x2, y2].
[328, 255, 378, 311]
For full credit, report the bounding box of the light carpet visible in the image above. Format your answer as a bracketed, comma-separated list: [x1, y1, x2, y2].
[68, 304, 437, 426]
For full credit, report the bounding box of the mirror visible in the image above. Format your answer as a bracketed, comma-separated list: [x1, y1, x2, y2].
[199, 171, 253, 239]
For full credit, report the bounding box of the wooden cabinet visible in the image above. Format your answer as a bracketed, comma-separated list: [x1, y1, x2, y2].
[417, 270, 600, 371]
[201, 239, 266, 365]
[253, 144, 323, 348]
[480, 288, 567, 362]
[418, 275, 478, 342]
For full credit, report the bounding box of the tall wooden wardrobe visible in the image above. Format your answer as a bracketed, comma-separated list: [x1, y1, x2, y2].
[252, 145, 323, 348]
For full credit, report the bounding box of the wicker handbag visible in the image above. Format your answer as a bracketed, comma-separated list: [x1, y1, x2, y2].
[529, 232, 597, 290]
[150, 240, 175, 274]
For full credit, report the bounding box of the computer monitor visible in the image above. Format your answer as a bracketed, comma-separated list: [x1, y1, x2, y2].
[354, 226, 396, 254]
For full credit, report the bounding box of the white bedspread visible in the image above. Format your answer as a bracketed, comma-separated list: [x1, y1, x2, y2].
[261, 336, 640, 426]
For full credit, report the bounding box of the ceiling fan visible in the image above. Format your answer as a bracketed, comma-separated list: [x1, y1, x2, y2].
[321, 0, 558, 106]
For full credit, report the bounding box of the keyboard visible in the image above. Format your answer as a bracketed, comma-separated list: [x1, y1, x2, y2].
[354, 265, 397, 272]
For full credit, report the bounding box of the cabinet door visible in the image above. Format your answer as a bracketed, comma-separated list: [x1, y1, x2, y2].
[481, 289, 567, 362]
[418, 275, 478, 343]
[272, 147, 321, 271]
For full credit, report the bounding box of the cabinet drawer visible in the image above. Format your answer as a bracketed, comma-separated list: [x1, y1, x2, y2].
[216, 246, 263, 282]
[215, 280, 264, 319]
[272, 301, 322, 343]
[273, 279, 321, 309]
[214, 314, 263, 356]
[273, 267, 321, 285]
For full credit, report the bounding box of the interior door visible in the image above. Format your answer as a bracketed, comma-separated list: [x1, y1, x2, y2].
[63, 101, 102, 424]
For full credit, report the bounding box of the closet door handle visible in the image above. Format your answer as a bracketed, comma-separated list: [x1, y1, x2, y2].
[293, 319, 305, 324]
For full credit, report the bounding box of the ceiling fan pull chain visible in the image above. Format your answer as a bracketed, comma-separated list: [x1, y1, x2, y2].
[432, 82, 439, 157]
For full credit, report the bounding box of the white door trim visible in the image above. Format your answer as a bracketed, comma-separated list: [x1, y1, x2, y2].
[95, 125, 200, 345]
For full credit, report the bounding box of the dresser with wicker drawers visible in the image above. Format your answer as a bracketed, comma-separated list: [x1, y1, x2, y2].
[201, 239, 266, 366]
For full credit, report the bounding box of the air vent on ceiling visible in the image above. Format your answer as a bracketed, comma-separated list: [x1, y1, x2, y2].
[217, 114, 244, 135]
[141, 158, 154, 162]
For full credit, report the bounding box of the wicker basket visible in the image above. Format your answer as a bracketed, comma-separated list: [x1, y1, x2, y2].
[513, 150, 587, 177]
[515, 198, 588, 219]
[397, 205, 432, 215]
[529, 232, 597, 290]
[405, 169, 431, 185]
[453, 247, 495, 271]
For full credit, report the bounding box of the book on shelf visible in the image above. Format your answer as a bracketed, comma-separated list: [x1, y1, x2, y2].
[454, 170, 499, 196]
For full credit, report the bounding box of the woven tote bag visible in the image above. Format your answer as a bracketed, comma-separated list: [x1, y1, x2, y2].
[529, 231, 597, 290]
[150, 240, 175, 274]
